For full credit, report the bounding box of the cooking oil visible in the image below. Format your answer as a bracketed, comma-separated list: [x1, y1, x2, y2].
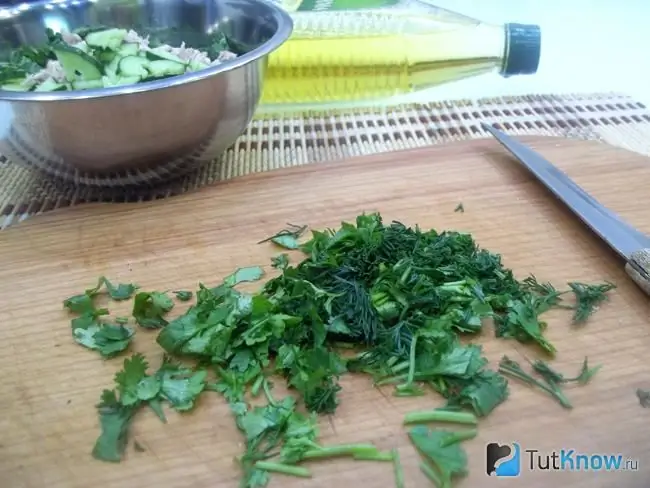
[259, 8, 541, 111]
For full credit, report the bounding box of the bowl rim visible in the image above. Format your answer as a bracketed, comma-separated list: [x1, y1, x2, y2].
[0, 0, 293, 102]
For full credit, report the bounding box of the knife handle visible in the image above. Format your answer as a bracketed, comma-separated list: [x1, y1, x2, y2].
[625, 249, 650, 296]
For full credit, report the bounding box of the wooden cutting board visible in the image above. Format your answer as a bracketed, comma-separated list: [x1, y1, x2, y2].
[1, 136, 649, 488]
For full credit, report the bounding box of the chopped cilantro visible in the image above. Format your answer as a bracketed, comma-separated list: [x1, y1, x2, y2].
[132, 291, 174, 329]
[92, 390, 138, 463]
[98, 277, 139, 301]
[92, 353, 207, 463]
[115, 353, 161, 406]
[223, 266, 265, 287]
[173, 290, 193, 301]
[155, 356, 207, 411]
[63, 293, 98, 314]
[72, 319, 134, 358]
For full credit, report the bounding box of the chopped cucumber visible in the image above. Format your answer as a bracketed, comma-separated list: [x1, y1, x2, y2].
[119, 56, 149, 77]
[85, 28, 128, 51]
[52, 44, 103, 81]
[104, 55, 122, 77]
[76, 41, 90, 53]
[188, 59, 209, 72]
[101, 75, 117, 86]
[101, 75, 141, 87]
[146, 60, 186, 78]
[1, 83, 29, 91]
[72, 79, 103, 90]
[118, 43, 139, 57]
[96, 49, 117, 64]
[34, 78, 67, 92]
[145, 47, 186, 64]
[75, 26, 112, 39]
[107, 76, 142, 87]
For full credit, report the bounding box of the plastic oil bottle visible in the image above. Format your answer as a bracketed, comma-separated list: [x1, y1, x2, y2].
[259, 2, 541, 111]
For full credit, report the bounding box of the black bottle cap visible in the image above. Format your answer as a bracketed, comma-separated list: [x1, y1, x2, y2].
[501, 23, 541, 77]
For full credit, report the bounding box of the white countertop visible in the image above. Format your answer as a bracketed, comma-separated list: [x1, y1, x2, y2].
[402, 0, 650, 106]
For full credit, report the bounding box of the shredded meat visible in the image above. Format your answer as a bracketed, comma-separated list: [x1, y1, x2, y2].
[216, 50, 237, 62]
[158, 42, 212, 66]
[61, 32, 82, 45]
[124, 29, 150, 50]
[23, 60, 66, 87]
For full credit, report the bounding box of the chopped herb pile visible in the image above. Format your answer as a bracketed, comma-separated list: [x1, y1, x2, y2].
[61, 212, 614, 486]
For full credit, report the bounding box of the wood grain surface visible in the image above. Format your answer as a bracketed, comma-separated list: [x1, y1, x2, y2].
[1, 136, 649, 488]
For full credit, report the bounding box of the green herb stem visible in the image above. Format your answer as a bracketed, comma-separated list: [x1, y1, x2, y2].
[250, 375, 264, 397]
[302, 444, 378, 460]
[403, 410, 477, 426]
[375, 374, 407, 386]
[406, 335, 419, 386]
[254, 461, 312, 478]
[390, 361, 411, 375]
[392, 448, 405, 488]
[262, 379, 276, 406]
[420, 461, 443, 487]
[499, 365, 572, 409]
[353, 451, 394, 462]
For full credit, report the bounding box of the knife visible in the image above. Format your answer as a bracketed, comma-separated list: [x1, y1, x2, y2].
[481, 122, 650, 296]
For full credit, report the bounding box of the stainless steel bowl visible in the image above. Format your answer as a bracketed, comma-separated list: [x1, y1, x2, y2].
[0, 0, 292, 187]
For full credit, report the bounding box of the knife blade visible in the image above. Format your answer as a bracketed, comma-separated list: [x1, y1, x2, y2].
[482, 122, 650, 296]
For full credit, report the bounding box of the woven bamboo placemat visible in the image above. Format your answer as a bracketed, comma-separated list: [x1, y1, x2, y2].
[1, 91, 649, 229]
